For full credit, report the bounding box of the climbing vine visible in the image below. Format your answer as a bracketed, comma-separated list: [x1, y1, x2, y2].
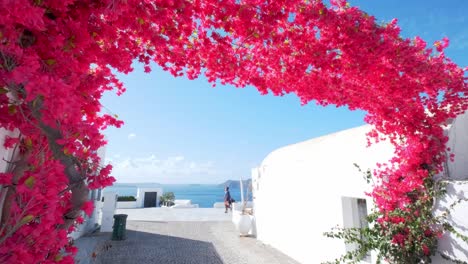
[0, 0, 467, 263]
[324, 165, 468, 263]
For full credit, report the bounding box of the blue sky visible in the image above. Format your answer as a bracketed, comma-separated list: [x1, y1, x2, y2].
[101, 1, 467, 184]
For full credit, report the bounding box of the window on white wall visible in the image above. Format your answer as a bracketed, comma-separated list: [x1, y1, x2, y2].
[96, 188, 102, 201]
[341, 197, 371, 263]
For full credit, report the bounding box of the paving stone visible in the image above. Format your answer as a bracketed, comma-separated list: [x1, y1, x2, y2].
[76, 221, 300, 264]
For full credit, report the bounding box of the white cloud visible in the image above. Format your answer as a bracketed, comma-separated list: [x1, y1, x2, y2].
[174, 156, 184, 161]
[128, 133, 137, 140]
[107, 154, 232, 184]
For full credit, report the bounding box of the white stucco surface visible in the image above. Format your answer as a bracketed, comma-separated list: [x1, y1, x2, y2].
[174, 199, 192, 205]
[253, 125, 393, 263]
[116, 201, 138, 209]
[432, 111, 468, 262]
[446, 112, 468, 180]
[432, 182, 468, 263]
[213, 202, 225, 208]
[101, 192, 118, 232]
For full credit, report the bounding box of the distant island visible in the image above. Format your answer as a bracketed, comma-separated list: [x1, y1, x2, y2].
[219, 179, 252, 189]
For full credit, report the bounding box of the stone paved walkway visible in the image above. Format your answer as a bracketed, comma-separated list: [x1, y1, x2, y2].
[77, 221, 300, 264]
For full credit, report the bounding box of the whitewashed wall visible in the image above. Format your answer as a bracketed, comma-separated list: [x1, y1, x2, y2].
[116, 201, 137, 209]
[101, 192, 117, 232]
[253, 111, 468, 264]
[446, 112, 468, 181]
[433, 182, 468, 263]
[70, 143, 107, 239]
[433, 111, 468, 262]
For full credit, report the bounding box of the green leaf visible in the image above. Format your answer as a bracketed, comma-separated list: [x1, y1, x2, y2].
[25, 137, 33, 149]
[24, 176, 35, 189]
[45, 59, 56, 65]
[0, 87, 8, 94]
[54, 254, 62, 261]
[20, 215, 34, 225]
[8, 105, 16, 115]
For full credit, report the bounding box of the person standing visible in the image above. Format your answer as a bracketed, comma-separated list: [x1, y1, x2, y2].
[224, 186, 232, 213]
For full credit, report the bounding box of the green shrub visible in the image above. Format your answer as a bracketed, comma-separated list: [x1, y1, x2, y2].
[117, 196, 136, 202]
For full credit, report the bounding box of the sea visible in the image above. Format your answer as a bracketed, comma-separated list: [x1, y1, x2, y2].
[103, 183, 245, 208]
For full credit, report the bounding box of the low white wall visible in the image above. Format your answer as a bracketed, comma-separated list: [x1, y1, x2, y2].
[171, 204, 199, 208]
[213, 202, 225, 208]
[117, 201, 137, 209]
[232, 202, 253, 211]
[174, 199, 191, 205]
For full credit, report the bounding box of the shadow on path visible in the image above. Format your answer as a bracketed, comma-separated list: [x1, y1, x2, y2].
[94, 229, 224, 264]
[76, 221, 300, 264]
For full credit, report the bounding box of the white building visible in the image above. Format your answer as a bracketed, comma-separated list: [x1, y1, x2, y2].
[252, 111, 468, 264]
[115, 190, 203, 209]
[115, 187, 164, 209]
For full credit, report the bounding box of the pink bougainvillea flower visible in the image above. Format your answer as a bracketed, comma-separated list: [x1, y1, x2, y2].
[0, 0, 466, 262]
[422, 244, 430, 256]
[81, 201, 94, 217]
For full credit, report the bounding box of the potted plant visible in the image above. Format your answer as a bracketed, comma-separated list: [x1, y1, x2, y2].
[159, 192, 175, 207]
[234, 180, 253, 236]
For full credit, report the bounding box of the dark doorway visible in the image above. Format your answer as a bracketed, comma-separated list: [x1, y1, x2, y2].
[144, 192, 157, 207]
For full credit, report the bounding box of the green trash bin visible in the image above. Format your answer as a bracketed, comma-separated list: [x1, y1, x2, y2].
[111, 214, 128, 240]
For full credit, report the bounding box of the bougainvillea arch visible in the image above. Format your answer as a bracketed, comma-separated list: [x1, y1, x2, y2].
[0, 0, 466, 263]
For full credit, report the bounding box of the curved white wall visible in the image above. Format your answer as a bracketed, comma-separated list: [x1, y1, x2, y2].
[253, 125, 395, 263]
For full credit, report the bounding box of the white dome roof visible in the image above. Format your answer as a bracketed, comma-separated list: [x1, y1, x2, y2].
[260, 125, 374, 167]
